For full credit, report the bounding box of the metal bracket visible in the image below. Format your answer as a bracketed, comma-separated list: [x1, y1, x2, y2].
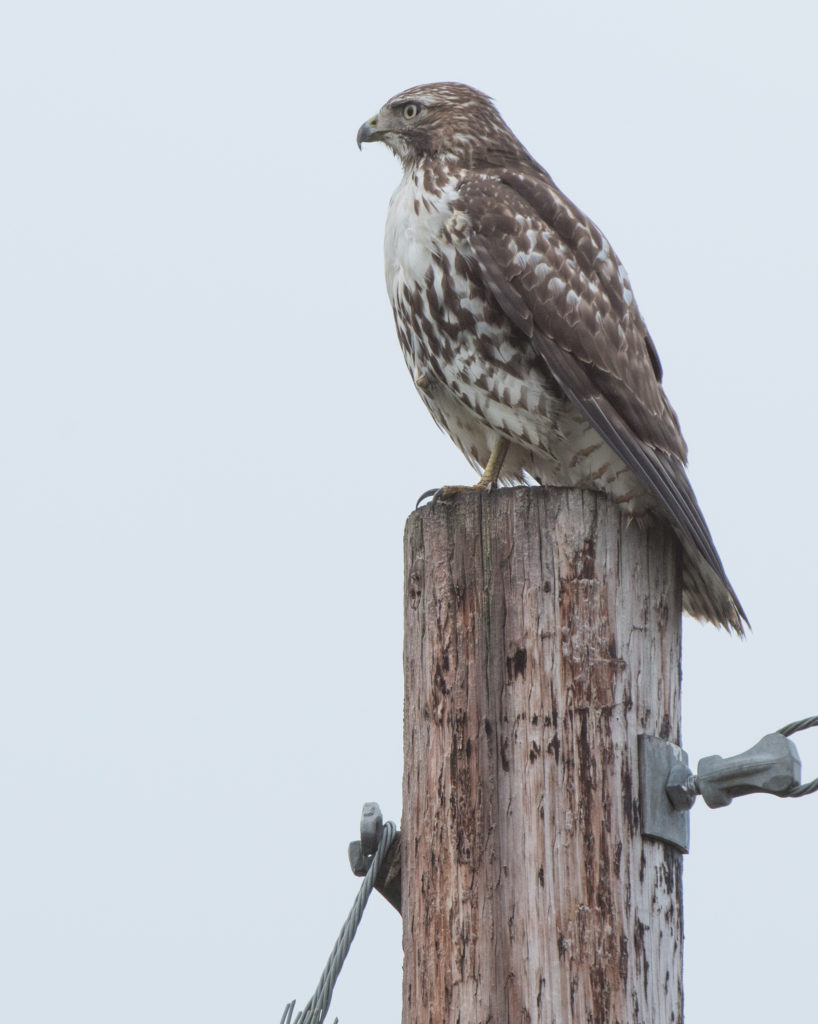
[348, 802, 402, 913]
[348, 801, 384, 872]
[638, 735, 691, 853]
[638, 731, 803, 852]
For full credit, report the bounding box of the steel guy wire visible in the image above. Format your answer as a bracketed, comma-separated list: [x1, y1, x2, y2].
[280, 819, 398, 1024]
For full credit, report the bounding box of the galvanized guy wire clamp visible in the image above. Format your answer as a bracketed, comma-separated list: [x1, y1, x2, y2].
[348, 802, 386, 872]
[280, 805, 399, 1024]
[348, 802, 402, 913]
[638, 716, 817, 853]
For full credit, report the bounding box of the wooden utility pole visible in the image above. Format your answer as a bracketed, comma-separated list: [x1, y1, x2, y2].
[402, 487, 683, 1023]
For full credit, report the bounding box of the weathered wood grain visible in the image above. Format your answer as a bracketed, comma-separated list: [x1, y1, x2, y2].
[402, 487, 683, 1024]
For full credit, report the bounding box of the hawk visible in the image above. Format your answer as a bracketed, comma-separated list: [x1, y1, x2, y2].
[357, 83, 747, 633]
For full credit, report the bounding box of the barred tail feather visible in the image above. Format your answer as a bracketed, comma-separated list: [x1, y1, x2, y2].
[680, 542, 748, 634]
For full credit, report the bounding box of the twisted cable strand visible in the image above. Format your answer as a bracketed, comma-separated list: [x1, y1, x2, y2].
[281, 820, 398, 1024]
[777, 715, 818, 737]
[777, 716, 818, 797]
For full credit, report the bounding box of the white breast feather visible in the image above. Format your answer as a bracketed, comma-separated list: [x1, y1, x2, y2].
[384, 170, 459, 303]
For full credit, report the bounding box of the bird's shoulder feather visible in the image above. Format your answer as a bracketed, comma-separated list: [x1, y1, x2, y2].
[451, 169, 686, 461]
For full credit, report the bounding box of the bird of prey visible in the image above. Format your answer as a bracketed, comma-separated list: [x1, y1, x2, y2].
[357, 82, 746, 633]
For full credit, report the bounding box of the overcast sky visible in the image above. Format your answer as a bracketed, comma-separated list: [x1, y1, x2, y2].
[2, 1, 817, 1022]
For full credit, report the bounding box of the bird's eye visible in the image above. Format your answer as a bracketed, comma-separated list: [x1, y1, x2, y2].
[403, 103, 419, 120]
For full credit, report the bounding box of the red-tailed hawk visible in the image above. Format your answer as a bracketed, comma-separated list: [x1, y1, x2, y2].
[357, 82, 747, 633]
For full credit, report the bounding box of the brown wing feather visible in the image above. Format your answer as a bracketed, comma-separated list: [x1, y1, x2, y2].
[456, 172, 747, 628]
[459, 173, 685, 457]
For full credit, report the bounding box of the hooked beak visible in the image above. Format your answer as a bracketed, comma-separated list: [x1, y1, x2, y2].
[356, 114, 380, 150]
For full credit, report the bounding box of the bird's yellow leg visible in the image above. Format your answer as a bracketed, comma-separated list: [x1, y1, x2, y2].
[417, 438, 510, 506]
[476, 437, 510, 490]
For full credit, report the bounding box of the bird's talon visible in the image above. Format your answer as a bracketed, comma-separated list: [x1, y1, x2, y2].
[417, 484, 480, 508]
[416, 487, 442, 509]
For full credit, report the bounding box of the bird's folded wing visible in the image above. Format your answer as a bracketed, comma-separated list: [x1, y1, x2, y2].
[456, 172, 741, 604]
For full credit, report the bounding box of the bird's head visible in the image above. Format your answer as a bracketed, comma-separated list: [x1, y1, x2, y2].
[357, 82, 529, 170]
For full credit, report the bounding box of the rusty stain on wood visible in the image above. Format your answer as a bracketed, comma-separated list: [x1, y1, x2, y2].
[402, 486, 683, 1024]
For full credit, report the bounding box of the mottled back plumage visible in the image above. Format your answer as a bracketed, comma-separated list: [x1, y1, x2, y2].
[358, 82, 747, 632]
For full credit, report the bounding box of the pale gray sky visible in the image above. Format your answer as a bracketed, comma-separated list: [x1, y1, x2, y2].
[2, 1, 817, 1022]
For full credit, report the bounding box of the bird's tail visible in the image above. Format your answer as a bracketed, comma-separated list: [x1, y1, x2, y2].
[680, 540, 748, 634]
